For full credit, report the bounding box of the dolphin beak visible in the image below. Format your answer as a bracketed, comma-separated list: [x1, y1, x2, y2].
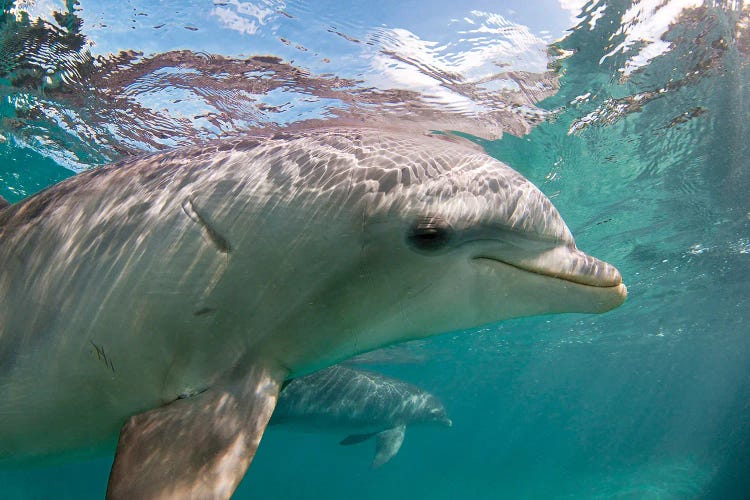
[539, 246, 623, 288]
[475, 242, 625, 288]
[472, 243, 627, 314]
[483, 245, 623, 288]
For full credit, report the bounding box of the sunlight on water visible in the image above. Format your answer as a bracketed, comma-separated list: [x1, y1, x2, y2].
[0, 0, 569, 171]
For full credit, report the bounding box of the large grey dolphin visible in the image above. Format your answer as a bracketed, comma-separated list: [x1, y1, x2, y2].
[271, 364, 452, 467]
[0, 128, 626, 498]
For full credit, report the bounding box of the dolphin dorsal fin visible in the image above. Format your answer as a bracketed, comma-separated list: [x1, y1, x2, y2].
[372, 425, 406, 468]
[106, 364, 285, 499]
[0, 195, 8, 211]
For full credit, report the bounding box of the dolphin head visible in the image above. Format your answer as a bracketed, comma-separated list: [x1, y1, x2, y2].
[340, 131, 627, 347]
[226, 129, 625, 371]
[415, 394, 452, 427]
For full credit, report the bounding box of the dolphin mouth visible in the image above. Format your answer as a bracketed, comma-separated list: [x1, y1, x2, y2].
[472, 245, 625, 290]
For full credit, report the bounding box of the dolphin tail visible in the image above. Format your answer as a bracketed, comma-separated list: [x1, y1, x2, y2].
[372, 425, 406, 468]
[106, 364, 286, 500]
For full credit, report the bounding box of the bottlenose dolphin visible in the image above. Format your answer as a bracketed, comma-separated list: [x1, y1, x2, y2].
[0, 128, 626, 498]
[271, 364, 451, 467]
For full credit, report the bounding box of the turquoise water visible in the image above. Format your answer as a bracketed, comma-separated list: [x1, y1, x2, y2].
[1, 0, 749, 498]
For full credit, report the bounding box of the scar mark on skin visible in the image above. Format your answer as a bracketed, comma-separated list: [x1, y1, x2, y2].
[193, 307, 216, 316]
[181, 197, 232, 254]
[90, 340, 115, 373]
[176, 387, 209, 400]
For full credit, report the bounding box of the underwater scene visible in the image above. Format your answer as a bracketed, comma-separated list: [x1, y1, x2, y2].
[0, 0, 748, 498]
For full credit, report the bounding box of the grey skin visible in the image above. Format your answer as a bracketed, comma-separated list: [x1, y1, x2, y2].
[0, 128, 626, 499]
[271, 365, 452, 467]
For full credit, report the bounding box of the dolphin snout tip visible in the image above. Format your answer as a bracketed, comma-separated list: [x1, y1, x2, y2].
[589, 256, 623, 288]
[616, 282, 628, 301]
[599, 282, 627, 312]
[611, 267, 623, 286]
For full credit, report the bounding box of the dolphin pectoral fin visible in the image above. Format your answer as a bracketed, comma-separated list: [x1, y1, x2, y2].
[106, 364, 285, 500]
[0, 195, 9, 211]
[372, 425, 406, 468]
[339, 432, 378, 446]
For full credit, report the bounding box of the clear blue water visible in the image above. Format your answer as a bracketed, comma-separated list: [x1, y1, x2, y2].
[1, 0, 749, 498]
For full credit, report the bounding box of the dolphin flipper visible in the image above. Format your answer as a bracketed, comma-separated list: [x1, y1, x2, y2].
[0, 195, 8, 211]
[372, 425, 406, 468]
[106, 364, 285, 500]
[339, 432, 377, 445]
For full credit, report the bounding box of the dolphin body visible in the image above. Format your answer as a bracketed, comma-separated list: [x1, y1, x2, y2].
[0, 128, 626, 498]
[271, 364, 452, 467]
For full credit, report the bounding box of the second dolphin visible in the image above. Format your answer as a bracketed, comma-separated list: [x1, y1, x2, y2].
[271, 365, 452, 467]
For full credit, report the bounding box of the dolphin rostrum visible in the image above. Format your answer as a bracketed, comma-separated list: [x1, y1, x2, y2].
[271, 364, 452, 467]
[0, 128, 626, 498]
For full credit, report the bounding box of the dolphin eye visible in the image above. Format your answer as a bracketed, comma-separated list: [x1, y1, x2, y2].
[408, 217, 453, 252]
